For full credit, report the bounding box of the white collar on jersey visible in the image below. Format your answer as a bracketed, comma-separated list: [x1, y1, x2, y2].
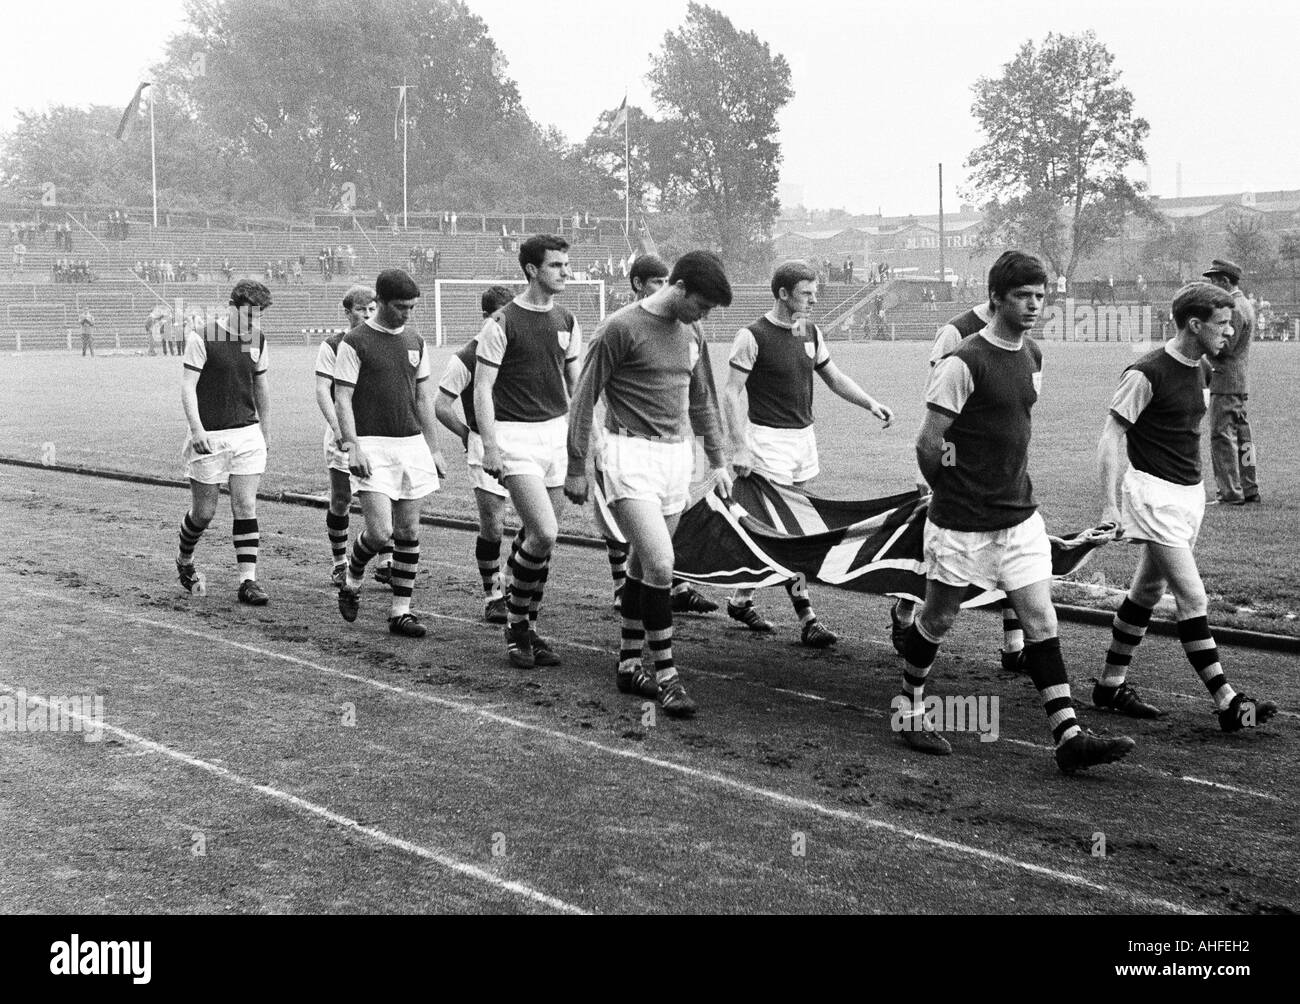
[764, 310, 802, 331]
[364, 318, 405, 335]
[1163, 340, 1202, 367]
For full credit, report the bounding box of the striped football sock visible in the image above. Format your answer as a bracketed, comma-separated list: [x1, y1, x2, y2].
[475, 535, 503, 599]
[1100, 597, 1153, 689]
[389, 537, 419, 617]
[642, 584, 676, 684]
[620, 577, 646, 668]
[506, 545, 547, 627]
[1178, 616, 1235, 711]
[326, 511, 349, 569]
[232, 518, 259, 582]
[1022, 638, 1081, 745]
[178, 512, 206, 564]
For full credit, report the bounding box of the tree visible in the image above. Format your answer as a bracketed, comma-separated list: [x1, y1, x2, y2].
[966, 31, 1152, 282]
[1140, 217, 1204, 282]
[647, 3, 792, 276]
[1224, 212, 1275, 279]
[579, 104, 669, 216]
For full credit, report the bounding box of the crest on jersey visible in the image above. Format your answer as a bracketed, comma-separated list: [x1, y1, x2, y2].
[803, 338, 817, 360]
[408, 349, 420, 367]
[1031, 371, 1043, 395]
[688, 341, 700, 370]
[557, 328, 572, 351]
[248, 345, 261, 363]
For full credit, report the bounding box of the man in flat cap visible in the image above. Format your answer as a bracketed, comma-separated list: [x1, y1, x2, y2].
[1202, 259, 1259, 505]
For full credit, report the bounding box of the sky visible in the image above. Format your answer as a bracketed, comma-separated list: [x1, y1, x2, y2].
[4, 0, 1298, 217]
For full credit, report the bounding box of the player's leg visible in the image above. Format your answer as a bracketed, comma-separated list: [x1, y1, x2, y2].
[326, 467, 352, 587]
[1092, 545, 1166, 718]
[501, 473, 557, 668]
[518, 485, 566, 665]
[386, 496, 427, 637]
[228, 472, 267, 604]
[473, 487, 508, 623]
[621, 501, 694, 717]
[177, 479, 219, 593]
[894, 577, 967, 755]
[670, 576, 717, 614]
[606, 536, 629, 609]
[1144, 541, 1275, 731]
[998, 598, 1025, 671]
[1006, 577, 1136, 772]
[338, 490, 394, 623]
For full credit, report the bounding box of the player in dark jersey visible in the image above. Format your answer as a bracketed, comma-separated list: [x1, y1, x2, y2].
[175, 279, 273, 605]
[475, 235, 582, 669]
[435, 285, 516, 624]
[899, 250, 1135, 774]
[314, 285, 393, 588]
[1095, 281, 1276, 731]
[333, 269, 447, 638]
[594, 254, 718, 616]
[567, 251, 733, 718]
[891, 299, 1025, 671]
[724, 260, 894, 647]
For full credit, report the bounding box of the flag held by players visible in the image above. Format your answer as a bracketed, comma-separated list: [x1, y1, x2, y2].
[115, 82, 151, 141]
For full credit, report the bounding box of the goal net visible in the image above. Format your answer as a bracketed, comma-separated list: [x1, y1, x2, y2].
[433, 278, 606, 346]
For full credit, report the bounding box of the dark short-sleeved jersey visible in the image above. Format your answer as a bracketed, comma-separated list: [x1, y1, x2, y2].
[926, 331, 1042, 531]
[438, 339, 480, 433]
[1109, 342, 1206, 486]
[475, 298, 579, 422]
[183, 319, 268, 432]
[334, 321, 431, 438]
[729, 315, 831, 430]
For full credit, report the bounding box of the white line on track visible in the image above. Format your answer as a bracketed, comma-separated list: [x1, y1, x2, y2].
[0, 679, 588, 916]
[19, 585, 1203, 914]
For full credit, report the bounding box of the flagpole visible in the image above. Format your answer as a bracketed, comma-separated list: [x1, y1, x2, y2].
[149, 84, 158, 228]
[402, 77, 408, 231]
[623, 91, 630, 243]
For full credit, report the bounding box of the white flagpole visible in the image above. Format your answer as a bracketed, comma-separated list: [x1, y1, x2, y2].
[402, 78, 408, 230]
[623, 91, 630, 243]
[148, 84, 158, 228]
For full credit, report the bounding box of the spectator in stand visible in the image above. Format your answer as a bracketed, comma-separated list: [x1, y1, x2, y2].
[293, 258, 303, 284]
[450, 212, 458, 235]
[11, 239, 25, 275]
[1089, 275, 1104, 307]
[1136, 273, 1149, 306]
[1107, 273, 1117, 304]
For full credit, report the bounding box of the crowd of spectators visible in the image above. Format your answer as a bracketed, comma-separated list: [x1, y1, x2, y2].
[105, 210, 131, 241]
[53, 259, 95, 283]
[409, 245, 442, 276]
[316, 245, 356, 281]
[133, 260, 201, 283]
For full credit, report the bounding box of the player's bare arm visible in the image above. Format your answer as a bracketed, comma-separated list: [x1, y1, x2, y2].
[915, 408, 955, 486]
[180, 369, 215, 455]
[817, 360, 894, 426]
[335, 383, 369, 478]
[723, 365, 752, 477]
[433, 391, 470, 450]
[315, 374, 343, 445]
[253, 371, 271, 452]
[473, 362, 502, 478]
[1096, 414, 1129, 527]
[415, 379, 447, 478]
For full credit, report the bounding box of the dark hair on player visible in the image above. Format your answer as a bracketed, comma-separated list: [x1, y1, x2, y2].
[987, 250, 1048, 301]
[770, 260, 817, 300]
[1172, 282, 1233, 328]
[342, 285, 375, 311]
[481, 285, 514, 316]
[668, 250, 733, 308]
[375, 268, 420, 302]
[518, 234, 569, 277]
[629, 253, 669, 292]
[229, 279, 272, 309]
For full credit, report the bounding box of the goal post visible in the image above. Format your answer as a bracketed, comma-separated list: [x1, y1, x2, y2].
[432, 278, 606, 346]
